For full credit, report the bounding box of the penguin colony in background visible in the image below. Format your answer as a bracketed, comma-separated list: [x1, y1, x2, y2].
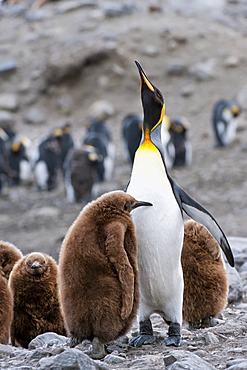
[182, 220, 228, 327]
[59, 190, 152, 359]
[127, 61, 234, 347]
[212, 99, 241, 147]
[122, 113, 192, 169]
[9, 252, 65, 348]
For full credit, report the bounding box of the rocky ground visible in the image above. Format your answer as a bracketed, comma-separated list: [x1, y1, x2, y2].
[0, 0, 247, 369]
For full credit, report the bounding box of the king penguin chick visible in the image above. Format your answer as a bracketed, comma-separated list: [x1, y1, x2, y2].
[58, 190, 152, 359]
[0, 268, 13, 344]
[127, 61, 234, 348]
[212, 99, 241, 147]
[182, 220, 228, 328]
[9, 252, 65, 348]
[0, 240, 23, 280]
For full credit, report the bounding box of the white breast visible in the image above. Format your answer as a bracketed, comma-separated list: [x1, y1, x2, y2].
[127, 148, 184, 308]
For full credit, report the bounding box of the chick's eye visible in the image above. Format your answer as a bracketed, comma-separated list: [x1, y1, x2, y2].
[124, 201, 132, 211]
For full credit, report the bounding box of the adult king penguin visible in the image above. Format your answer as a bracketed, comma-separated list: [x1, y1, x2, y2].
[127, 61, 234, 348]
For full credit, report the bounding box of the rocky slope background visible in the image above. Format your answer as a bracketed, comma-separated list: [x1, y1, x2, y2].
[0, 0, 247, 369]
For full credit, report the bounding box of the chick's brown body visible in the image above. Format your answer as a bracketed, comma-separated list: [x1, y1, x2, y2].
[182, 220, 228, 325]
[59, 191, 141, 345]
[9, 252, 65, 348]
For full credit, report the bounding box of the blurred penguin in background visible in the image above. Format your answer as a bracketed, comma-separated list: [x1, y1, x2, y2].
[212, 99, 241, 147]
[161, 115, 175, 170]
[83, 101, 115, 182]
[64, 145, 99, 203]
[122, 113, 142, 164]
[34, 128, 62, 191]
[59, 122, 75, 172]
[169, 117, 192, 167]
[5, 135, 33, 187]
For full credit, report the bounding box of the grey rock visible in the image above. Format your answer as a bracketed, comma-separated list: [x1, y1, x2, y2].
[38, 348, 100, 370]
[130, 354, 164, 369]
[0, 110, 15, 127]
[227, 265, 244, 303]
[0, 58, 17, 74]
[24, 107, 46, 125]
[204, 332, 219, 345]
[239, 261, 247, 273]
[44, 45, 117, 85]
[104, 353, 125, 364]
[0, 93, 19, 112]
[226, 358, 247, 369]
[166, 60, 188, 76]
[188, 59, 216, 81]
[166, 350, 217, 369]
[224, 56, 240, 68]
[180, 83, 195, 97]
[142, 45, 159, 57]
[57, 0, 97, 15]
[237, 84, 247, 109]
[24, 207, 60, 223]
[29, 332, 69, 350]
[102, 3, 137, 18]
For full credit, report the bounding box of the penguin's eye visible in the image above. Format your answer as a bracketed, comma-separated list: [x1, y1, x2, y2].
[155, 89, 164, 104]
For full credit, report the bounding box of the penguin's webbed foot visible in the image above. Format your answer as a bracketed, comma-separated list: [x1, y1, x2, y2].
[70, 336, 80, 348]
[129, 334, 156, 347]
[88, 337, 107, 360]
[129, 318, 156, 347]
[164, 322, 182, 347]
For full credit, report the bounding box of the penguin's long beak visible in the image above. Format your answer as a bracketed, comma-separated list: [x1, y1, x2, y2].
[135, 60, 155, 93]
[131, 201, 153, 210]
[135, 61, 165, 135]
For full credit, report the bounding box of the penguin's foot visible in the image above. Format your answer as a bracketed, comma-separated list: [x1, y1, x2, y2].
[164, 322, 182, 347]
[129, 334, 156, 347]
[201, 316, 224, 328]
[129, 318, 156, 348]
[70, 336, 80, 348]
[88, 337, 107, 360]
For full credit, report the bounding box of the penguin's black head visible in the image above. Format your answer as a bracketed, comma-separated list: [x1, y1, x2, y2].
[135, 61, 165, 134]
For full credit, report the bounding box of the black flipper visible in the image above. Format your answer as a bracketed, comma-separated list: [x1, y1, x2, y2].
[170, 178, 234, 267]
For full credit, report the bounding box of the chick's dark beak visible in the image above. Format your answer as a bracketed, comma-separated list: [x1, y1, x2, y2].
[131, 201, 153, 210]
[31, 261, 41, 269]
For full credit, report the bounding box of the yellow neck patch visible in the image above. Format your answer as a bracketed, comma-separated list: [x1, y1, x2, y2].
[138, 130, 159, 153]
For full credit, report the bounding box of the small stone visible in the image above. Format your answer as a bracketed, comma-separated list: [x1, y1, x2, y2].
[224, 56, 240, 68]
[0, 111, 15, 128]
[163, 353, 177, 366]
[204, 332, 220, 345]
[180, 84, 195, 97]
[166, 60, 187, 76]
[24, 107, 46, 125]
[29, 333, 69, 350]
[0, 93, 19, 112]
[188, 59, 216, 81]
[142, 45, 159, 57]
[0, 58, 17, 74]
[104, 354, 125, 364]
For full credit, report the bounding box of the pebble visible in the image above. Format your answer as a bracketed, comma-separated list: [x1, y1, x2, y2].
[0, 93, 19, 112]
